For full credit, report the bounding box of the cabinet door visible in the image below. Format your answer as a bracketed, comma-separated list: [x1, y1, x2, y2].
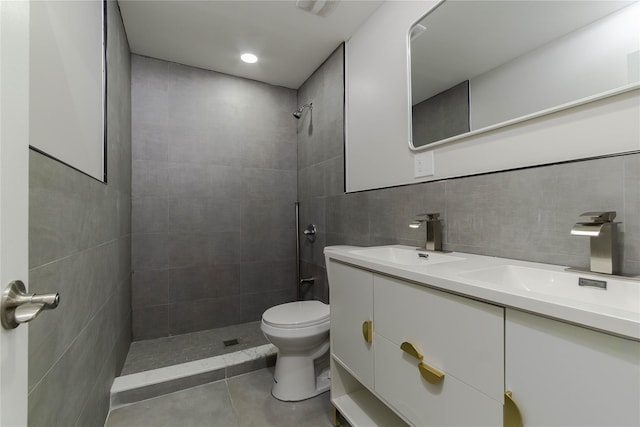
[328, 260, 374, 389]
[506, 309, 640, 426]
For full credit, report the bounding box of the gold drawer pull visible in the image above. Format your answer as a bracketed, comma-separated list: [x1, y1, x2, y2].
[504, 391, 523, 427]
[400, 341, 424, 360]
[362, 320, 372, 343]
[418, 362, 445, 384]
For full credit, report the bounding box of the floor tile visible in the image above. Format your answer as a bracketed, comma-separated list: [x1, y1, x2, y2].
[106, 368, 339, 427]
[227, 367, 334, 427]
[105, 381, 238, 427]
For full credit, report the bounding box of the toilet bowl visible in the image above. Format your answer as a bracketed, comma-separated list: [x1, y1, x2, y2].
[261, 300, 330, 401]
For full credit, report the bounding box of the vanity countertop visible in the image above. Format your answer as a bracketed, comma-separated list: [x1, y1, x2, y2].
[324, 245, 640, 341]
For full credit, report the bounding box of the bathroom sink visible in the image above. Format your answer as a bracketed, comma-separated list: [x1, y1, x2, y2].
[349, 246, 464, 266]
[458, 265, 639, 312]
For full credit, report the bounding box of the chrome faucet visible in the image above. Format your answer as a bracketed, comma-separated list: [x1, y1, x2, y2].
[410, 213, 443, 251]
[570, 211, 618, 275]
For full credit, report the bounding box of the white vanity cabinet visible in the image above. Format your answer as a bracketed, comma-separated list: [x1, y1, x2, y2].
[326, 245, 640, 427]
[328, 259, 504, 426]
[505, 309, 640, 426]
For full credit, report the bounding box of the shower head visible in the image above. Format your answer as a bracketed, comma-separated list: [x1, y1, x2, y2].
[293, 103, 313, 119]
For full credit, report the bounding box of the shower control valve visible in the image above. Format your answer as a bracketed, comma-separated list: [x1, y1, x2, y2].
[303, 224, 317, 242]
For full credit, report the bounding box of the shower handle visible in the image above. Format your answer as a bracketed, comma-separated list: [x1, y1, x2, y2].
[300, 277, 315, 286]
[303, 224, 317, 242]
[1, 280, 60, 329]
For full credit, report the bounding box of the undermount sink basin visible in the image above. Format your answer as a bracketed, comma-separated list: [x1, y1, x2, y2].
[349, 246, 464, 266]
[458, 265, 639, 313]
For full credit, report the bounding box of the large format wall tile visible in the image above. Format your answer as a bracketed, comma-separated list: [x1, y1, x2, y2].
[132, 196, 168, 234]
[297, 45, 346, 300]
[132, 55, 298, 339]
[168, 264, 242, 302]
[168, 197, 241, 233]
[132, 269, 169, 309]
[314, 152, 638, 278]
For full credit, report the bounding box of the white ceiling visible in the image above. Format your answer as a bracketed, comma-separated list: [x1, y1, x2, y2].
[118, 0, 383, 89]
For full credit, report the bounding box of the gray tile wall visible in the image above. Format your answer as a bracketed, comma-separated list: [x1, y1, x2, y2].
[297, 44, 640, 304]
[131, 55, 298, 339]
[412, 80, 470, 147]
[297, 45, 345, 303]
[27, 2, 132, 426]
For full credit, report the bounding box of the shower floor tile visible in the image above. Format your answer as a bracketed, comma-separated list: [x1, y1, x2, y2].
[121, 321, 269, 375]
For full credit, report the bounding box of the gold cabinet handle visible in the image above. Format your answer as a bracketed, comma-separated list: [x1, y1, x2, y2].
[504, 391, 523, 427]
[362, 320, 372, 343]
[400, 341, 424, 360]
[418, 362, 445, 384]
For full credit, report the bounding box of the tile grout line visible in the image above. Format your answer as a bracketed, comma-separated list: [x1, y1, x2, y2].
[29, 278, 127, 395]
[224, 376, 242, 426]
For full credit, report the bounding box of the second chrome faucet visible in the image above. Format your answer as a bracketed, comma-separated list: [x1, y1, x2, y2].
[570, 211, 618, 275]
[410, 213, 443, 251]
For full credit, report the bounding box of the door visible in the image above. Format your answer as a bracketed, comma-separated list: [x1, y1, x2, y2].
[506, 309, 640, 426]
[0, 1, 30, 425]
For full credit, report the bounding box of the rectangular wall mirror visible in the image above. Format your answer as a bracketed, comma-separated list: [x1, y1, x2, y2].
[409, 0, 640, 150]
[30, 0, 107, 182]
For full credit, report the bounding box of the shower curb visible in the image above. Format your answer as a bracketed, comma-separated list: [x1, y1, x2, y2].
[109, 343, 277, 409]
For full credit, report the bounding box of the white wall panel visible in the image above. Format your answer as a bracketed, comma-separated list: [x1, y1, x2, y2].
[345, 1, 640, 192]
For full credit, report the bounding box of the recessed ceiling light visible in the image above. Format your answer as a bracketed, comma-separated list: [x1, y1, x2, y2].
[241, 53, 258, 64]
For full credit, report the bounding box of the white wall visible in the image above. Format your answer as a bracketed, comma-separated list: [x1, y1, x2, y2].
[346, 1, 436, 192]
[345, 1, 640, 192]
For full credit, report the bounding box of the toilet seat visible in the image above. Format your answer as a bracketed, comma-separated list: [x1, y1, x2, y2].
[262, 300, 329, 329]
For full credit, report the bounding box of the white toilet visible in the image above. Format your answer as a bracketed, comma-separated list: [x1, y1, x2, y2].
[261, 300, 330, 401]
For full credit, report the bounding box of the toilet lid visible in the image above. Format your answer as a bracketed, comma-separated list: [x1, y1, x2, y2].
[262, 300, 330, 328]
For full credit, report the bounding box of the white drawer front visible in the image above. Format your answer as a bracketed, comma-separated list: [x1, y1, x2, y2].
[375, 334, 503, 426]
[374, 273, 504, 402]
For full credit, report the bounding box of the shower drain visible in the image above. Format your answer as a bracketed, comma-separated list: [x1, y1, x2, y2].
[223, 338, 239, 347]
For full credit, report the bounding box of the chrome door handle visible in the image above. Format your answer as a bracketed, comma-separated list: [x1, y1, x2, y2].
[1, 280, 59, 329]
